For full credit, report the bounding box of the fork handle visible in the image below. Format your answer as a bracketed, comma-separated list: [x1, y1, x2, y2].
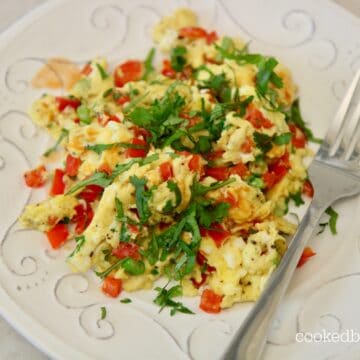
[221, 203, 326, 360]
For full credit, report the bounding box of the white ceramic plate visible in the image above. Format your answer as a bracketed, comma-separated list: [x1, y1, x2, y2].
[0, 0, 360, 359]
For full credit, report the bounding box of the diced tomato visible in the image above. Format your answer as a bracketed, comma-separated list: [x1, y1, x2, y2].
[24, 165, 47, 188]
[205, 223, 231, 247]
[117, 95, 130, 105]
[102, 277, 122, 298]
[78, 184, 103, 203]
[55, 97, 81, 112]
[229, 163, 247, 178]
[188, 154, 203, 174]
[297, 247, 316, 268]
[303, 179, 314, 198]
[161, 60, 176, 78]
[46, 223, 69, 249]
[245, 105, 273, 129]
[125, 138, 148, 158]
[159, 161, 173, 181]
[72, 203, 94, 234]
[65, 154, 81, 177]
[200, 289, 223, 313]
[112, 242, 141, 261]
[179, 26, 208, 40]
[114, 60, 142, 87]
[205, 166, 229, 181]
[81, 62, 92, 76]
[50, 169, 65, 196]
[289, 124, 307, 148]
[191, 273, 207, 289]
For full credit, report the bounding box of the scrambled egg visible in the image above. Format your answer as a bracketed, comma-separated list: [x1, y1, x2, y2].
[19, 8, 313, 312]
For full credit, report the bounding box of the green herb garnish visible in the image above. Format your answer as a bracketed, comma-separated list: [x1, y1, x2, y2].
[43, 128, 69, 157]
[154, 284, 194, 316]
[100, 306, 107, 320]
[170, 46, 187, 72]
[96, 63, 109, 80]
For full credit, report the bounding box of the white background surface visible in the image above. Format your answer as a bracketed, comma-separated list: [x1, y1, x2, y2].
[0, 0, 358, 359]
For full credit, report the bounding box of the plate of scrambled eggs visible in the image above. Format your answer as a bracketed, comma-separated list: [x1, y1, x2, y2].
[2, 1, 357, 359]
[20, 7, 314, 313]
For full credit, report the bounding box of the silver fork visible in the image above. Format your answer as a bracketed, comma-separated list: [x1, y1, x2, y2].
[222, 69, 360, 360]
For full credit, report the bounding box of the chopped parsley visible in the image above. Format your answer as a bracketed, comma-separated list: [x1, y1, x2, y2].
[289, 191, 305, 206]
[76, 104, 92, 125]
[96, 63, 109, 80]
[100, 306, 107, 320]
[43, 128, 69, 157]
[286, 99, 322, 144]
[120, 298, 132, 304]
[154, 284, 194, 316]
[68, 236, 86, 258]
[130, 176, 153, 224]
[86, 142, 146, 155]
[142, 48, 155, 80]
[170, 46, 187, 72]
[325, 206, 338, 235]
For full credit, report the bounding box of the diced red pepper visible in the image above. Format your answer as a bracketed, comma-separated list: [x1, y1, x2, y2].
[289, 124, 307, 148]
[245, 105, 273, 129]
[112, 242, 141, 261]
[263, 153, 290, 189]
[102, 277, 122, 298]
[200, 289, 223, 313]
[297, 247, 316, 268]
[125, 138, 148, 158]
[78, 184, 103, 203]
[117, 95, 130, 105]
[132, 126, 152, 140]
[188, 154, 203, 175]
[72, 203, 94, 234]
[50, 169, 65, 196]
[229, 163, 248, 178]
[179, 26, 219, 45]
[205, 150, 224, 161]
[24, 165, 47, 188]
[204, 166, 229, 181]
[196, 252, 216, 273]
[55, 97, 81, 112]
[114, 60, 143, 87]
[81, 62, 92, 76]
[205, 31, 219, 44]
[159, 161, 173, 181]
[65, 154, 81, 177]
[191, 273, 207, 289]
[303, 179, 314, 198]
[220, 192, 237, 207]
[98, 163, 112, 176]
[206, 223, 231, 247]
[161, 60, 176, 78]
[46, 223, 69, 249]
[240, 137, 254, 153]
